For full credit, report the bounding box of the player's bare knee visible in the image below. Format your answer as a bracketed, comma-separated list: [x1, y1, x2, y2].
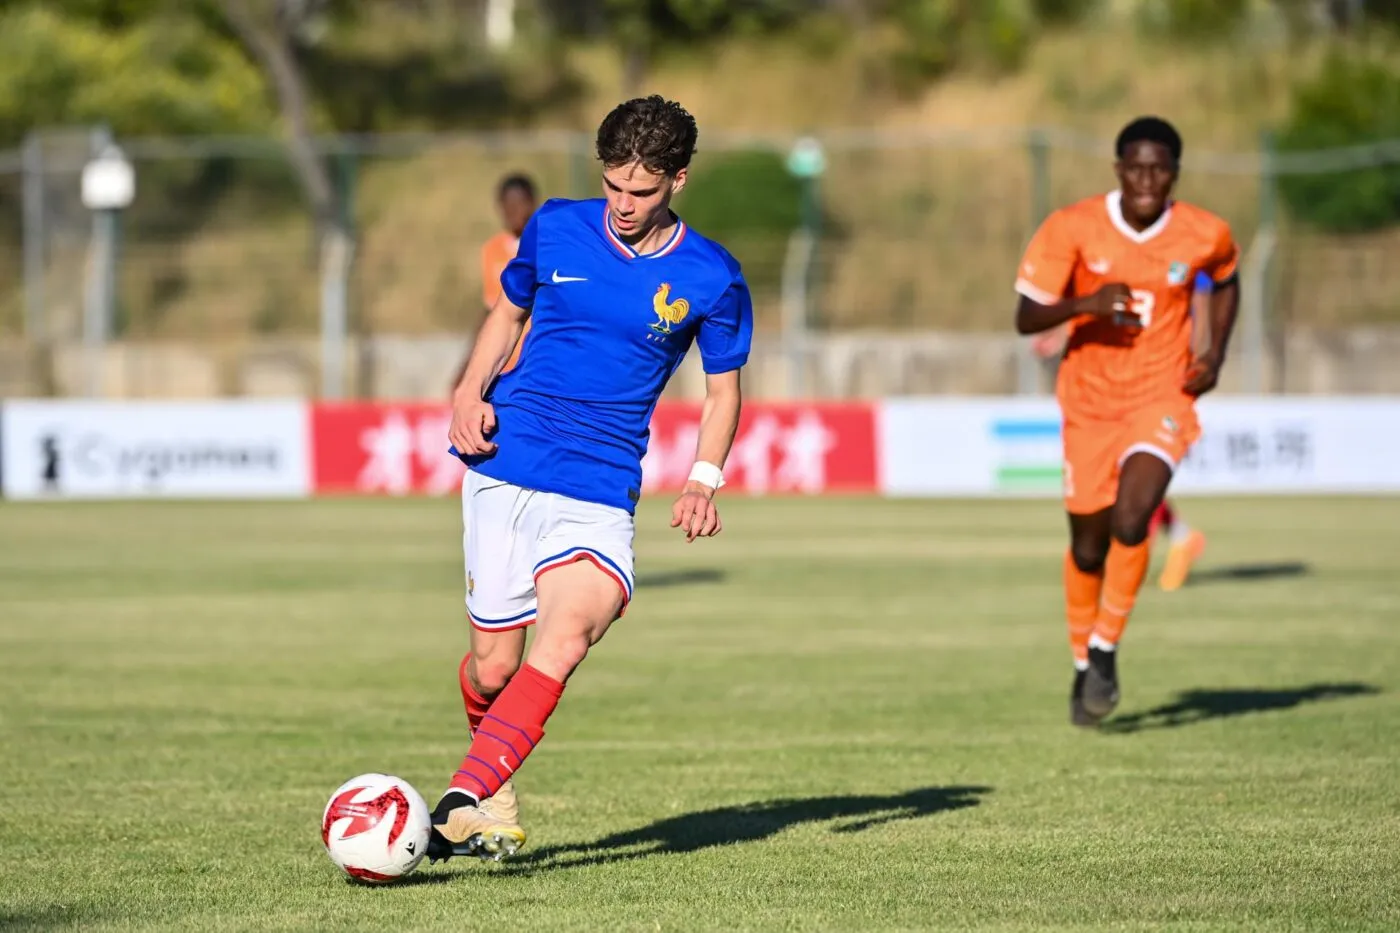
[468, 629, 525, 695]
[1111, 510, 1152, 547]
[469, 653, 521, 696]
[1071, 539, 1108, 573]
[529, 630, 593, 681]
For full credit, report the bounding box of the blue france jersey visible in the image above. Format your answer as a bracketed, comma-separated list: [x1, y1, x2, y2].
[459, 198, 753, 514]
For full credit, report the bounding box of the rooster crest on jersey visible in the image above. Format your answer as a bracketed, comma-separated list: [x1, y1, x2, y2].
[649, 282, 690, 335]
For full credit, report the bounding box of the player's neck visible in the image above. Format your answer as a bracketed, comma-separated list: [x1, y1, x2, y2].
[1123, 211, 1164, 233]
[1119, 200, 1165, 233]
[617, 211, 679, 256]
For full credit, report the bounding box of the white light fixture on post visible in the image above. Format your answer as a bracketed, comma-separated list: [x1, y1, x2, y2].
[80, 140, 134, 398]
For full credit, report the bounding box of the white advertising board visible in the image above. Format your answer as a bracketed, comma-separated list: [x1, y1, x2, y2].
[879, 398, 1064, 497]
[879, 397, 1400, 498]
[1175, 398, 1400, 494]
[1, 401, 310, 500]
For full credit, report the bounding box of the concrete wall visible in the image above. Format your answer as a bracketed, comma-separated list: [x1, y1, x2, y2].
[3, 328, 1400, 400]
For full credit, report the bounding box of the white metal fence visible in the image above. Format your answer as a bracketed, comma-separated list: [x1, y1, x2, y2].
[2, 127, 1399, 399]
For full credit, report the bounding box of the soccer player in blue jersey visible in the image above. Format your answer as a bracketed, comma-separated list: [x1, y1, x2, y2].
[427, 95, 753, 862]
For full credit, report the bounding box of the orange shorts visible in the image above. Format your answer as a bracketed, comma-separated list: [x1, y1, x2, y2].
[1061, 401, 1200, 515]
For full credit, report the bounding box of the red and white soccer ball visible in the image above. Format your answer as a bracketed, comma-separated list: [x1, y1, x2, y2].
[321, 773, 432, 884]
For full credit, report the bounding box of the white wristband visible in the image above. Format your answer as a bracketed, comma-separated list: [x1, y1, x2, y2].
[687, 460, 725, 490]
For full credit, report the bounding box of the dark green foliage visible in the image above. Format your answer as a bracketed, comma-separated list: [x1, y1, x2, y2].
[0, 5, 271, 146]
[679, 149, 805, 292]
[1277, 51, 1400, 232]
[884, 0, 1036, 88]
[1137, 0, 1249, 40]
[1029, 0, 1098, 25]
[557, 0, 813, 40]
[1369, 0, 1400, 24]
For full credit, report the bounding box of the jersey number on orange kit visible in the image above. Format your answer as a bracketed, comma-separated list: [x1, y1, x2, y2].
[1128, 289, 1155, 327]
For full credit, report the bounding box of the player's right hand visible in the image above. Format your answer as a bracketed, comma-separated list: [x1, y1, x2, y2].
[1078, 282, 1134, 320]
[449, 395, 497, 456]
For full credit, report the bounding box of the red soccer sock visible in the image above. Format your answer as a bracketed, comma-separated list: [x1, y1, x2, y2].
[458, 653, 493, 735]
[449, 663, 564, 801]
[1148, 501, 1173, 539]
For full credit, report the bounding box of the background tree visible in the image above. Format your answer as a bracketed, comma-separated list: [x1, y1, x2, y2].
[215, 0, 354, 395]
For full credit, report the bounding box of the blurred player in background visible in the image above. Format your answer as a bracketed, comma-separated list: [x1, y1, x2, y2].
[1014, 116, 1240, 727]
[450, 173, 539, 392]
[1029, 270, 1213, 593]
[432, 95, 753, 861]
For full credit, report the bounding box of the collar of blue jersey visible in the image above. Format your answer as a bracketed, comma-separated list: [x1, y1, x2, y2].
[603, 205, 688, 260]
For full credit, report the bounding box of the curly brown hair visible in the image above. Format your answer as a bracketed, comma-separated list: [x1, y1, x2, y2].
[595, 95, 698, 176]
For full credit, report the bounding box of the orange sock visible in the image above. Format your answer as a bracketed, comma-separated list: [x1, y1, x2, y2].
[1091, 540, 1151, 650]
[1064, 550, 1103, 669]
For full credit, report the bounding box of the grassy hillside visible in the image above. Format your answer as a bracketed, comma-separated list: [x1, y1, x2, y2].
[16, 21, 1400, 340]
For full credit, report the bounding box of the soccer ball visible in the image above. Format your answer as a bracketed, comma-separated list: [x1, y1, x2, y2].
[321, 773, 432, 884]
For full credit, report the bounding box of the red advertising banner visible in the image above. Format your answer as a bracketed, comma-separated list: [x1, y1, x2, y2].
[312, 403, 464, 496]
[642, 402, 878, 495]
[310, 401, 878, 496]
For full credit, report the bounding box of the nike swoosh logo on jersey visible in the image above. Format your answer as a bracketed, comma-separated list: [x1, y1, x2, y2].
[1087, 259, 1111, 274]
[552, 270, 588, 283]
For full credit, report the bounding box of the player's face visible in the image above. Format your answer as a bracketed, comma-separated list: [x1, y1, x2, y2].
[1114, 140, 1178, 228]
[499, 188, 536, 238]
[602, 161, 687, 238]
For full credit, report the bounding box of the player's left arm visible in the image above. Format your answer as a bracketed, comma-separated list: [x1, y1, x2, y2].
[674, 268, 754, 542]
[673, 370, 742, 542]
[444, 242, 499, 395]
[1185, 223, 1242, 396]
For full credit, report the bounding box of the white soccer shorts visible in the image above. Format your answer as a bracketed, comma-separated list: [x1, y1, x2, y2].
[461, 469, 636, 632]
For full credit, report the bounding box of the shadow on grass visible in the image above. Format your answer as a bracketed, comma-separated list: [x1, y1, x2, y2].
[0, 906, 93, 931]
[1186, 561, 1310, 585]
[634, 567, 725, 589]
[405, 785, 990, 881]
[1104, 683, 1379, 734]
[504, 785, 990, 875]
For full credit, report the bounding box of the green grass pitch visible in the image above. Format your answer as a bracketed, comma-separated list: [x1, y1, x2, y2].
[2, 496, 1398, 932]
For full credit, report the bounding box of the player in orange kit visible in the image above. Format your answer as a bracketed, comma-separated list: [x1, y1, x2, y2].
[451, 174, 538, 391]
[1014, 117, 1240, 726]
[1030, 270, 1213, 593]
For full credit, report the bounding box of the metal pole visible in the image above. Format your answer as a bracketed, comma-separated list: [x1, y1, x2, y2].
[780, 229, 815, 399]
[318, 150, 357, 400]
[1019, 129, 1052, 396]
[319, 218, 356, 400]
[1244, 130, 1278, 395]
[82, 127, 116, 398]
[1028, 128, 1051, 230]
[803, 173, 821, 331]
[568, 133, 590, 198]
[783, 138, 826, 399]
[84, 209, 116, 398]
[21, 133, 45, 346]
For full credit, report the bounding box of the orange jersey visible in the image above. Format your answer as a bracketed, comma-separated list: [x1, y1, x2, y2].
[480, 231, 520, 312]
[1015, 191, 1239, 420]
[480, 230, 530, 373]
